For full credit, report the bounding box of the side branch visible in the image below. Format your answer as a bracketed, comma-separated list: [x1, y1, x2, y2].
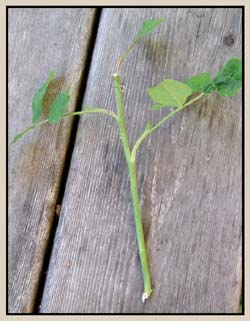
[9, 107, 117, 147]
[64, 108, 117, 120]
[116, 41, 137, 74]
[131, 93, 204, 161]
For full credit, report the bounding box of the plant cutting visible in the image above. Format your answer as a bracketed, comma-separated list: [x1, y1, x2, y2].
[10, 19, 242, 302]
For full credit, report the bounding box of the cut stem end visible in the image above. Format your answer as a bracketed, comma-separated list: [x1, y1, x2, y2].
[142, 290, 153, 303]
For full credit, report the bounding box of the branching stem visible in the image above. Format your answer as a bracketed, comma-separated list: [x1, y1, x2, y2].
[111, 79, 204, 301]
[10, 73, 204, 303]
[113, 73, 152, 301]
[9, 17, 241, 306]
[131, 93, 204, 161]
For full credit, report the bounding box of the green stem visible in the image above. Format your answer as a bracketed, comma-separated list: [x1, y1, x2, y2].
[113, 74, 131, 164]
[129, 159, 153, 301]
[113, 73, 152, 301]
[131, 93, 204, 161]
[9, 119, 49, 147]
[117, 41, 137, 74]
[64, 108, 117, 120]
[9, 107, 117, 147]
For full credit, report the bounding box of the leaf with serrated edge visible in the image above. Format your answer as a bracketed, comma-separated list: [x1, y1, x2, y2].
[214, 58, 242, 96]
[185, 72, 215, 94]
[32, 71, 55, 123]
[148, 79, 192, 109]
[48, 90, 70, 124]
[134, 18, 166, 42]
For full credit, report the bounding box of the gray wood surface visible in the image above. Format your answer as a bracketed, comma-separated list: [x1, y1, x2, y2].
[8, 8, 97, 313]
[40, 8, 242, 313]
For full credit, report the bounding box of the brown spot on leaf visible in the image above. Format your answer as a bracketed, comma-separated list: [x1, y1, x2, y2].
[42, 76, 64, 117]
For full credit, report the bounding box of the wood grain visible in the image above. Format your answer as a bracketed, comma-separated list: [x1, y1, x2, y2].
[40, 8, 242, 313]
[8, 8, 97, 313]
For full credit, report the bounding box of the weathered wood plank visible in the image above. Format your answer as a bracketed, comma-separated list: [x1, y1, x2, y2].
[8, 8, 97, 313]
[40, 8, 242, 313]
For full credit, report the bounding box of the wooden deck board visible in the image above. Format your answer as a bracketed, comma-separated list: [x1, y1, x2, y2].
[9, 7, 242, 314]
[8, 8, 97, 313]
[41, 7, 242, 313]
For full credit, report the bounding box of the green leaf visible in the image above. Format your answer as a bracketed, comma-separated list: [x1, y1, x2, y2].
[134, 18, 166, 42]
[185, 72, 216, 94]
[32, 71, 55, 123]
[214, 58, 242, 96]
[148, 79, 192, 109]
[48, 89, 70, 124]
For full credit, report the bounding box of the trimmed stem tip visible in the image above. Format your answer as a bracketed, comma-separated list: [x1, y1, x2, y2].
[142, 291, 152, 303]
